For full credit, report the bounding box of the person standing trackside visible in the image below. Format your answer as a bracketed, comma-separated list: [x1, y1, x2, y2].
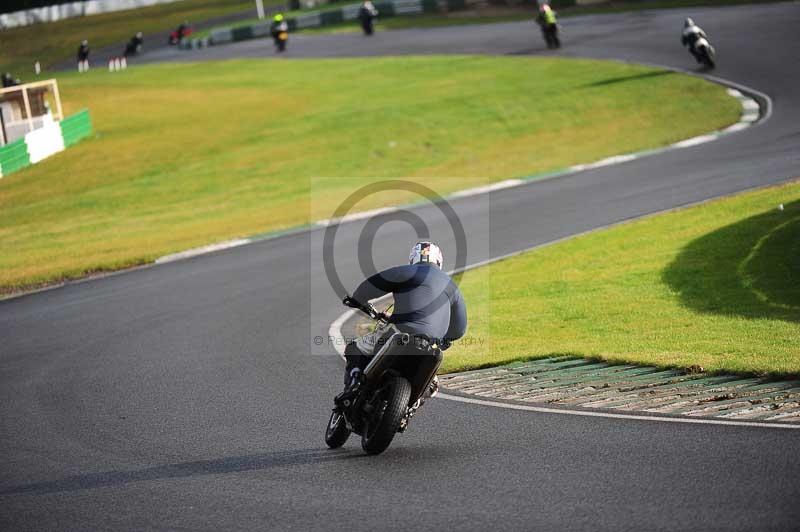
[2, 72, 20, 88]
[77, 40, 90, 73]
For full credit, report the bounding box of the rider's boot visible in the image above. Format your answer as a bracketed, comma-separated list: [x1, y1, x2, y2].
[334, 368, 362, 406]
[428, 375, 439, 398]
[409, 376, 440, 411]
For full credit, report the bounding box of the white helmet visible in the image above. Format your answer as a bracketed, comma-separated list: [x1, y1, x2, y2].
[685, 18, 694, 28]
[409, 241, 443, 269]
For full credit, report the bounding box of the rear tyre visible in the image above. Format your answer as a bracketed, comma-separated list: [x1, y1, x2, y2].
[361, 376, 411, 455]
[325, 410, 350, 449]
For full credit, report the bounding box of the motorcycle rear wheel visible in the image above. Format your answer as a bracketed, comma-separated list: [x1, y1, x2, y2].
[361, 375, 411, 455]
[325, 410, 350, 448]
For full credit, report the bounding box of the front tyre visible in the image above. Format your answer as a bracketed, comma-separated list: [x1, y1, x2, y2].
[361, 376, 412, 455]
[325, 410, 350, 449]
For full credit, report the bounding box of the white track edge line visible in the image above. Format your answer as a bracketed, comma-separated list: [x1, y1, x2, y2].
[155, 238, 251, 264]
[438, 393, 800, 430]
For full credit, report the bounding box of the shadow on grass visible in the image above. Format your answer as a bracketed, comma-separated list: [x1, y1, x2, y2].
[580, 70, 673, 88]
[662, 200, 800, 323]
[0, 447, 364, 496]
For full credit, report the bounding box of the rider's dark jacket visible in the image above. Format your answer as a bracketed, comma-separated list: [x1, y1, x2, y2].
[352, 263, 467, 346]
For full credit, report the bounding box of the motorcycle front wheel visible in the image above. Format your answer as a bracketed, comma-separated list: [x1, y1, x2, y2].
[361, 375, 411, 455]
[325, 410, 350, 448]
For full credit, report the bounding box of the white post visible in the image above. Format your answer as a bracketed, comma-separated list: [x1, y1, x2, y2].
[256, 0, 265, 19]
[21, 86, 34, 133]
[51, 79, 64, 121]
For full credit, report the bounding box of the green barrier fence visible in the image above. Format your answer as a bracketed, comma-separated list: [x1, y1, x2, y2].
[0, 138, 30, 175]
[60, 109, 92, 148]
[0, 109, 91, 177]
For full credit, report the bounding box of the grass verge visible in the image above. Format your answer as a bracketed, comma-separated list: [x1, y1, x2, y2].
[0, 56, 740, 293]
[445, 181, 800, 377]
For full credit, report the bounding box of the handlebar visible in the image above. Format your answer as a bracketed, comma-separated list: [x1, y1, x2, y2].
[343, 295, 389, 322]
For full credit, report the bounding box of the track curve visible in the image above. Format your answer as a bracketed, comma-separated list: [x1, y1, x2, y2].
[2, 3, 799, 530]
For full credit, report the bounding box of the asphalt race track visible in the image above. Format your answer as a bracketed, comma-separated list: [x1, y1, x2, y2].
[2, 3, 799, 530]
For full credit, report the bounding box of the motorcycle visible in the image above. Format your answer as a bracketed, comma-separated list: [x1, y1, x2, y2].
[124, 35, 143, 57]
[274, 31, 288, 52]
[325, 298, 442, 455]
[360, 16, 375, 36]
[541, 23, 560, 49]
[359, 4, 378, 36]
[693, 37, 715, 68]
[168, 25, 193, 45]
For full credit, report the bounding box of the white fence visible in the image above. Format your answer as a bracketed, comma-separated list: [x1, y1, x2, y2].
[1, 0, 182, 29]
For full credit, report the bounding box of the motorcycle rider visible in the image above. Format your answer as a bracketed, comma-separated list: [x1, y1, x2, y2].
[681, 18, 708, 63]
[537, 2, 560, 49]
[169, 22, 190, 45]
[176, 21, 189, 40]
[270, 13, 289, 52]
[124, 32, 144, 57]
[338, 241, 467, 401]
[358, 0, 379, 36]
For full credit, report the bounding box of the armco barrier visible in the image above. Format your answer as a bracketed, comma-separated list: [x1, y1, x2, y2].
[0, 109, 92, 178]
[180, 0, 482, 50]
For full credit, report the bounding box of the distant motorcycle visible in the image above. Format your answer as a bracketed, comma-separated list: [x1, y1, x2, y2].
[541, 23, 560, 49]
[537, 4, 560, 49]
[124, 32, 143, 57]
[168, 24, 192, 45]
[325, 298, 442, 455]
[359, 1, 379, 36]
[682, 18, 714, 69]
[693, 37, 716, 68]
[274, 30, 288, 52]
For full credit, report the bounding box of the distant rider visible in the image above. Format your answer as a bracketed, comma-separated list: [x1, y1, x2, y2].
[77, 40, 90, 73]
[681, 18, 708, 63]
[124, 32, 144, 57]
[177, 22, 189, 40]
[338, 241, 468, 401]
[169, 22, 190, 44]
[537, 2, 560, 49]
[270, 13, 289, 52]
[358, 0, 379, 36]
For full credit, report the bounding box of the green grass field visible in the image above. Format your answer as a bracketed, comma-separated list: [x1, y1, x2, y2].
[445, 181, 800, 377]
[0, 56, 740, 293]
[0, 0, 264, 76]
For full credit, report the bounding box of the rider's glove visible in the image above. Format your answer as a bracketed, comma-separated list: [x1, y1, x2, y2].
[342, 295, 360, 309]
